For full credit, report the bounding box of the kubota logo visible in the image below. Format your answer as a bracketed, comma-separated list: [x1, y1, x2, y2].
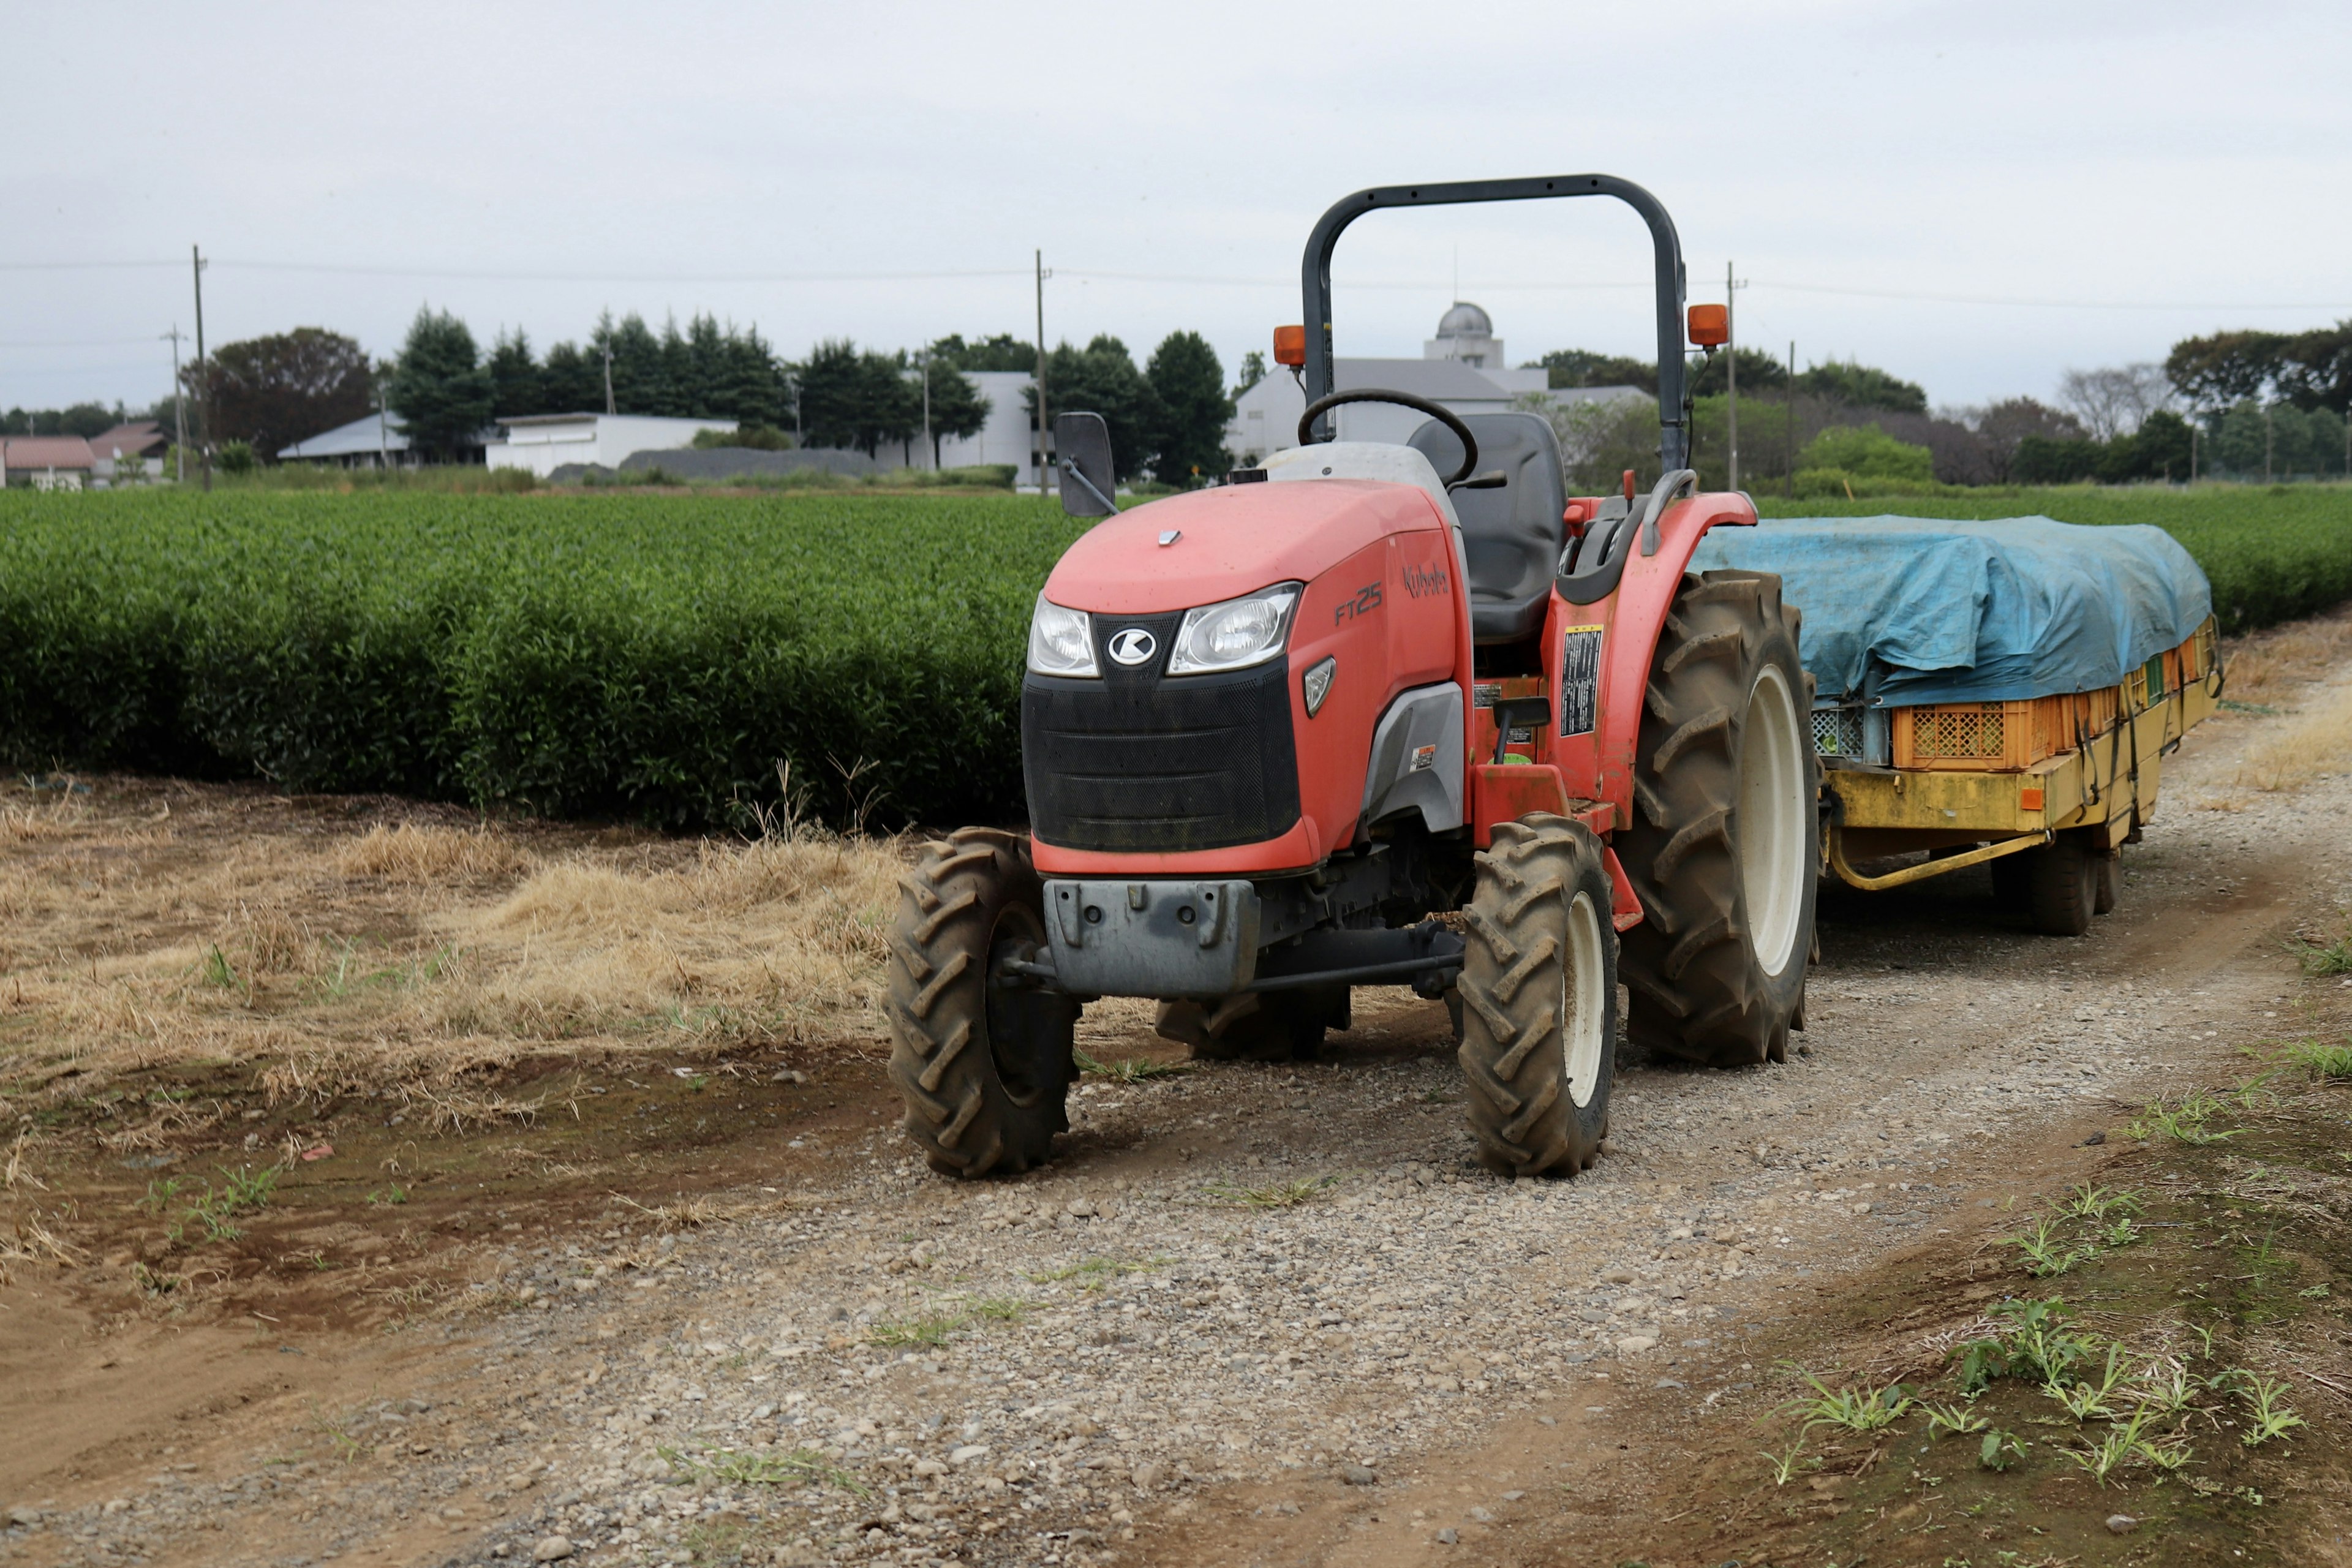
[1107, 628, 1157, 666]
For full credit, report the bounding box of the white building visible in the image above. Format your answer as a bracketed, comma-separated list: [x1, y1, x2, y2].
[278, 411, 416, 468]
[911, 369, 1038, 472]
[1226, 301, 1570, 466]
[485, 413, 737, 478]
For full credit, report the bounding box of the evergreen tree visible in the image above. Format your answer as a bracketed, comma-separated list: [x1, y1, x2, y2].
[1145, 330, 1233, 485]
[918, 359, 990, 466]
[929, 333, 1036, 372]
[592, 312, 668, 415]
[1027, 336, 1161, 480]
[797, 339, 918, 457]
[538, 341, 605, 413]
[385, 307, 493, 462]
[487, 328, 543, 418]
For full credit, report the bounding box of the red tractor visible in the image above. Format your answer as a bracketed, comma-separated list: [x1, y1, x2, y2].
[887, 175, 1817, 1179]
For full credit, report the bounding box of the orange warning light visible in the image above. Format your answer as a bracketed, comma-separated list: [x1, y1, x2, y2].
[1272, 325, 1306, 366]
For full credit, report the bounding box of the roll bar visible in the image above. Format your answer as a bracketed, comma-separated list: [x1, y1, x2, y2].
[1298, 174, 1690, 471]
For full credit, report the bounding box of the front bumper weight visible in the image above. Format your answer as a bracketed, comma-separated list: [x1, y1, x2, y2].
[1044, 878, 1262, 999]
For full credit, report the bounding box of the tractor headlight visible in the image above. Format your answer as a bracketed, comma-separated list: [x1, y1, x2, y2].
[1167, 582, 1302, 675]
[1027, 595, 1099, 677]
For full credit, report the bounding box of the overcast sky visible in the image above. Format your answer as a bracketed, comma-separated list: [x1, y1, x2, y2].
[6, 0, 2348, 417]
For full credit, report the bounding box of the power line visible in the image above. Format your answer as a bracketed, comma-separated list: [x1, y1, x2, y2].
[3, 255, 2348, 313]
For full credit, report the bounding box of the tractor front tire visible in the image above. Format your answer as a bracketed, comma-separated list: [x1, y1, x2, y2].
[1618, 571, 1819, 1068]
[1458, 815, 1618, 1177]
[885, 827, 1077, 1178]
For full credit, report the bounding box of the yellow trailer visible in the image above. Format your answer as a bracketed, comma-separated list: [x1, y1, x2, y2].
[1817, 618, 2222, 934]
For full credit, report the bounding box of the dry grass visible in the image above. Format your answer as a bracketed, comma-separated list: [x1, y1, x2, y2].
[2220, 606, 2352, 706]
[0, 782, 907, 1108]
[334, 822, 529, 884]
[2237, 679, 2352, 792]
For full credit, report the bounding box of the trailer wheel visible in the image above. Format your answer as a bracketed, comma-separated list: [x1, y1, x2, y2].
[1155, 989, 1338, 1061]
[1458, 814, 1618, 1176]
[885, 828, 1077, 1178]
[2024, 831, 2097, 936]
[1618, 571, 1818, 1068]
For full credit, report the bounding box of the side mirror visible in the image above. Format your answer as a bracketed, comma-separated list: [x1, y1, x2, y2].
[1055, 412, 1118, 517]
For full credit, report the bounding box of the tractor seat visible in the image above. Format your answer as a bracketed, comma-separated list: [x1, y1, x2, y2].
[1408, 413, 1567, 644]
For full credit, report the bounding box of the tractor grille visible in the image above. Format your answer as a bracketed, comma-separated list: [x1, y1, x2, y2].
[1022, 617, 1300, 854]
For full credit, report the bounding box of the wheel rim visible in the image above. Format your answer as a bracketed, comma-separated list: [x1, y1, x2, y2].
[1738, 662, 1808, 978]
[1562, 889, 1608, 1109]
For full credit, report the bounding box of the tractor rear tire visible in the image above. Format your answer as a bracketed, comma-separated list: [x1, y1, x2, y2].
[885, 827, 1077, 1178]
[2024, 831, 2097, 936]
[1618, 571, 1818, 1069]
[1457, 815, 1617, 1176]
[1155, 989, 1341, 1061]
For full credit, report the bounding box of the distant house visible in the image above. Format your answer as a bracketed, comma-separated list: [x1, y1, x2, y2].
[914, 370, 1039, 472]
[1, 435, 97, 491]
[88, 421, 168, 484]
[278, 411, 416, 469]
[484, 413, 737, 478]
[1226, 301, 1639, 466]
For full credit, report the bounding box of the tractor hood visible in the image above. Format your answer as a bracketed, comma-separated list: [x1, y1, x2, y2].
[1043, 475, 1450, 615]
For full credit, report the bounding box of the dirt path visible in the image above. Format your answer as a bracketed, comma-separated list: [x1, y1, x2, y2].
[7, 620, 2352, 1568]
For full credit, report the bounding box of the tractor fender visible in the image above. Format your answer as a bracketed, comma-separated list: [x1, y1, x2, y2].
[1542, 491, 1761, 835]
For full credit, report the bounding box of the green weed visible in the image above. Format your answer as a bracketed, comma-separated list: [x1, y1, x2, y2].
[1760, 1440, 1811, 1485]
[2286, 1038, 2352, 1082]
[2127, 1090, 2240, 1145]
[1202, 1174, 1342, 1208]
[364, 1184, 407, 1207]
[660, 1444, 867, 1494]
[1072, 1047, 1194, 1083]
[1922, 1401, 1989, 1438]
[200, 944, 240, 990]
[1959, 1298, 2098, 1393]
[1977, 1429, 2027, 1471]
[865, 1314, 964, 1348]
[1775, 1366, 1915, 1434]
[2233, 1374, 2306, 1447]
[1024, 1255, 1169, 1286]
[2003, 1216, 2097, 1278]
[2289, 932, 2352, 976]
[2059, 1183, 2142, 1222]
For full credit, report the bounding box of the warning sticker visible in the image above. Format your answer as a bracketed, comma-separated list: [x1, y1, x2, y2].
[1558, 625, 1603, 736]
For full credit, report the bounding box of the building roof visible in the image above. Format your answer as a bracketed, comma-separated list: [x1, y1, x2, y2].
[1435, 301, 1493, 338]
[278, 411, 410, 460]
[88, 421, 166, 458]
[493, 412, 740, 429]
[2, 435, 96, 470]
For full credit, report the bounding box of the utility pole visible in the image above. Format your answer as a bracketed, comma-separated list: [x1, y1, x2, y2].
[191, 245, 210, 492]
[2190, 422, 2199, 484]
[1785, 341, 1796, 501]
[162, 326, 187, 483]
[2264, 404, 2274, 484]
[1725, 260, 1738, 491]
[920, 352, 932, 470]
[602, 343, 616, 416]
[377, 363, 392, 470]
[1035, 249, 1052, 496]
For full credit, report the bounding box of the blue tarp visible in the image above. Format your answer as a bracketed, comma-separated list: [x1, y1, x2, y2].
[1688, 515, 2213, 705]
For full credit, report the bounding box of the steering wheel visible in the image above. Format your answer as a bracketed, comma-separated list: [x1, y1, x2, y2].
[1298, 388, 1479, 486]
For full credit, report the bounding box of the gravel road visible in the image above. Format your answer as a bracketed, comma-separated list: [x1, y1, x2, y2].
[7, 684, 2344, 1568]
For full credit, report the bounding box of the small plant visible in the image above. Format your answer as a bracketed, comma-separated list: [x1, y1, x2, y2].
[137, 1175, 189, 1215]
[2129, 1358, 2198, 1419]
[2046, 1343, 2130, 1422]
[1776, 1366, 1915, 1434]
[2101, 1216, 2144, 1249]
[1923, 1401, 1990, 1438]
[2289, 930, 2352, 976]
[1025, 1254, 1169, 1286]
[1977, 1429, 2027, 1471]
[2234, 1374, 2305, 1447]
[2127, 1090, 2239, 1145]
[1203, 1174, 1342, 1208]
[217, 1164, 279, 1210]
[661, 1444, 867, 1494]
[959, 1294, 1028, 1322]
[2060, 1183, 2142, 1222]
[2298, 1283, 2331, 1298]
[1961, 1297, 2098, 1393]
[2004, 1216, 2097, 1278]
[200, 944, 241, 990]
[1760, 1440, 1811, 1485]
[2060, 1408, 2155, 1486]
[1072, 1047, 1193, 1083]
[364, 1184, 408, 1207]
[2136, 1436, 2196, 1475]
[2286, 1038, 2352, 1082]
[865, 1313, 963, 1348]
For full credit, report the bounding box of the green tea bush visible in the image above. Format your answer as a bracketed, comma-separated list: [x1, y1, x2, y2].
[0, 490, 1086, 827]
